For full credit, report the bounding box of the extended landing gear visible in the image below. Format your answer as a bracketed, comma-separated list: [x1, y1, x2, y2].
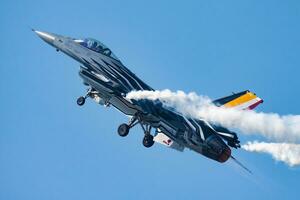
[76, 88, 94, 106]
[76, 88, 110, 107]
[118, 124, 130, 137]
[143, 134, 154, 148]
[77, 88, 92, 106]
[140, 123, 154, 148]
[117, 116, 138, 137]
[117, 116, 155, 148]
[77, 96, 86, 106]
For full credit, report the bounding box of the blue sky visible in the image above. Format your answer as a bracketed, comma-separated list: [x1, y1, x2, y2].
[1, 0, 300, 199]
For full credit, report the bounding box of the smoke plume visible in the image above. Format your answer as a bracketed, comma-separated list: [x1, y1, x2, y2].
[242, 141, 300, 167]
[126, 89, 300, 143]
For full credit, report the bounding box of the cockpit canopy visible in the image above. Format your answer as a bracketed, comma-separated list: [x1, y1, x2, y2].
[74, 38, 120, 61]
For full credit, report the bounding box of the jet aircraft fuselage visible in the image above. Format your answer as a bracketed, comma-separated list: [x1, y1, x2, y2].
[35, 30, 262, 164]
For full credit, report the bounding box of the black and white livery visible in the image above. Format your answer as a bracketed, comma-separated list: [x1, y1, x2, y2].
[34, 30, 263, 164]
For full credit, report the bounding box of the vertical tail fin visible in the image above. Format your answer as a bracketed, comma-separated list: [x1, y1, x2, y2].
[213, 90, 263, 110]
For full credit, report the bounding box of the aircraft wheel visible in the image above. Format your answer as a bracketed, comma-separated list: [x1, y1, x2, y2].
[77, 96, 85, 106]
[118, 123, 130, 137]
[143, 134, 154, 148]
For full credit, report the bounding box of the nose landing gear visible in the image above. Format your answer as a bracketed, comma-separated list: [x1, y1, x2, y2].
[77, 88, 92, 106]
[77, 96, 86, 106]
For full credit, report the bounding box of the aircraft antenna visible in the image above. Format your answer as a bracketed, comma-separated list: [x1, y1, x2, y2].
[230, 155, 253, 175]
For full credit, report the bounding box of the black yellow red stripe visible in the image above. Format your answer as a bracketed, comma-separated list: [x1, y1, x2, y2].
[223, 91, 257, 108]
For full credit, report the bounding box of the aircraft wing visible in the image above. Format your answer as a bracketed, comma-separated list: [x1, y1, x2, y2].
[212, 90, 263, 110]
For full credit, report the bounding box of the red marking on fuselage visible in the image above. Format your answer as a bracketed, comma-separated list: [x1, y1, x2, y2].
[163, 139, 172, 145]
[248, 99, 264, 110]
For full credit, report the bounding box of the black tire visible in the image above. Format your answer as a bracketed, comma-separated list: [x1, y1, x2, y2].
[118, 123, 129, 137]
[143, 134, 154, 148]
[77, 96, 85, 106]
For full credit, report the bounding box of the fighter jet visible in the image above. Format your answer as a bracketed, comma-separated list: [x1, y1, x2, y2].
[34, 30, 263, 164]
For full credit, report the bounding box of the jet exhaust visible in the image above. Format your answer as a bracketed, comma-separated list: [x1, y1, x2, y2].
[127, 90, 300, 167]
[126, 89, 300, 143]
[242, 141, 300, 167]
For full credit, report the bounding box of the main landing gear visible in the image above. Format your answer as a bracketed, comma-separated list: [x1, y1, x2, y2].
[118, 124, 130, 137]
[140, 123, 154, 148]
[143, 134, 154, 148]
[117, 116, 155, 148]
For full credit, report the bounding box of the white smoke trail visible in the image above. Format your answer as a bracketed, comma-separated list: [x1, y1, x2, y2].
[126, 89, 300, 142]
[242, 141, 300, 167]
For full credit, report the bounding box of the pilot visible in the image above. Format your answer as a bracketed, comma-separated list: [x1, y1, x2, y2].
[103, 49, 111, 56]
[95, 44, 103, 52]
[91, 42, 98, 50]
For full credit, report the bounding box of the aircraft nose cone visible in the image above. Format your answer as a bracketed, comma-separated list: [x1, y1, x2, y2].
[33, 30, 56, 45]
